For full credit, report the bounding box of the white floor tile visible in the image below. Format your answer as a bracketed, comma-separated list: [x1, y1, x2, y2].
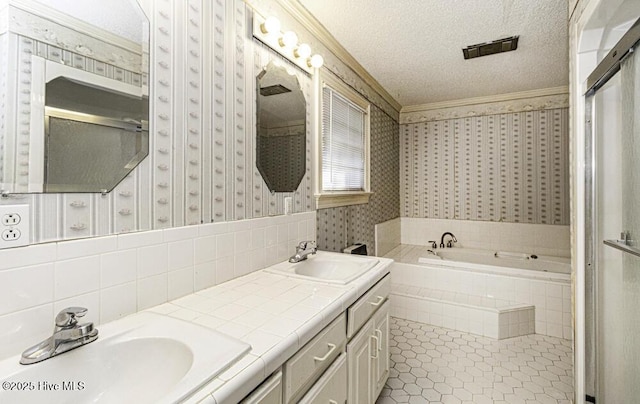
[377, 317, 574, 404]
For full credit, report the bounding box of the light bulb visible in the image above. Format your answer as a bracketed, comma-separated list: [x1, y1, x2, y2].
[308, 54, 324, 68]
[295, 43, 311, 59]
[261, 16, 281, 34]
[280, 31, 298, 49]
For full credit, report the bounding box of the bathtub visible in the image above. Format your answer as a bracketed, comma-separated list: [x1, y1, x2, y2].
[387, 244, 571, 281]
[420, 247, 570, 276]
[384, 244, 572, 339]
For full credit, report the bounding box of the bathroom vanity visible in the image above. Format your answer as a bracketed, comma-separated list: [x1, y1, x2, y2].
[202, 252, 392, 404]
[0, 252, 391, 404]
[240, 272, 390, 404]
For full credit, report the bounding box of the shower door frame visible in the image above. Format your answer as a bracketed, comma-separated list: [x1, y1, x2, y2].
[583, 17, 640, 403]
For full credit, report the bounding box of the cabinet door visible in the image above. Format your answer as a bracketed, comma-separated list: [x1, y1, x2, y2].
[347, 319, 374, 404]
[241, 371, 283, 404]
[372, 300, 390, 398]
[299, 354, 347, 404]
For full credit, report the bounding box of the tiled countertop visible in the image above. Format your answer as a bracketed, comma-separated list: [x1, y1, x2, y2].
[143, 253, 392, 404]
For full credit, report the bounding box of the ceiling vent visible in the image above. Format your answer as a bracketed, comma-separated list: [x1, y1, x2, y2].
[462, 36, 519, 60]
[259, 84, 291, 96]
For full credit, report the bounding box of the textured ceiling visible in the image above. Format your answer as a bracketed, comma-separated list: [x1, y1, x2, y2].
[299, 0, 569, 107]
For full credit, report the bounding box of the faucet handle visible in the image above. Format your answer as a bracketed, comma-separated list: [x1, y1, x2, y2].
[55, 307, 88, 329]
[428, 240, 437, 249]
[297, 240, 316, 250]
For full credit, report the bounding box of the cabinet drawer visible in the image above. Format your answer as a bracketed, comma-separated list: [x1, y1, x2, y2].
[299, 353, 347, 404]
[347, 275, 390, 338]
[241, 371, 282, 404]
[284, 313, 346, 403]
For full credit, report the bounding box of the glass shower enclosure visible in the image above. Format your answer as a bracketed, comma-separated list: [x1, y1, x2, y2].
[585, 17, 640, 404]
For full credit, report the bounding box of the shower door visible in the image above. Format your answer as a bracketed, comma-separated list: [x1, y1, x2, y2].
[585, 18, 640, 404]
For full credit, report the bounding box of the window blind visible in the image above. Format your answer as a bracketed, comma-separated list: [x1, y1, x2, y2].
[321, 86, 366, 191]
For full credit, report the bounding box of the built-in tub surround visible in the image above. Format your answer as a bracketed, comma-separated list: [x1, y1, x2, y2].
[386, 244, 572, 340]
[418, 247, 571, 275]
[375, 217, 401, 257]
[0, 211, 315, 361]
[402, 217, 571, 258]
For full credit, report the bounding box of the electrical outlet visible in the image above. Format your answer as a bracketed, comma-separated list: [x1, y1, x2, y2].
[0, 205, 29, 249]
[2, 228, 21, 241]
[2, 213, 21, 226]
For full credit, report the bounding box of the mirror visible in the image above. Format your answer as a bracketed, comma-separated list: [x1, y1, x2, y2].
[256, 62, 306, 193]
[0, 0, 149, 194]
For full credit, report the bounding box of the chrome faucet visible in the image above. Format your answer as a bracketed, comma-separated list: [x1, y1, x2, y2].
[289, 240, 317, 263]
[20, 307, 99, 365]
[440, 232, 457, 248]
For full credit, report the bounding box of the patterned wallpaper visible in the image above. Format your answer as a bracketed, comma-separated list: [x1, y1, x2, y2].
[316, 105, 400, 255]
[400, 108, 570, 225]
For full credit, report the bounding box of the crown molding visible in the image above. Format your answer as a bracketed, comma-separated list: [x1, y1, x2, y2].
[400, 87, 570, 124]
[401, 86, 570, 114]
[275, 0, 402, 113]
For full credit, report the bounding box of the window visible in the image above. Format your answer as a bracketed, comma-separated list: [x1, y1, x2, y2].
[316, 74, 371, 209]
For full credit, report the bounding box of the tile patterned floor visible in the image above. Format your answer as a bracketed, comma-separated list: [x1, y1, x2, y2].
[376, 317, 574, 404]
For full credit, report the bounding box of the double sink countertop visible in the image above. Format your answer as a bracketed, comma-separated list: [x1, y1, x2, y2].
[148, 254, 393, 404]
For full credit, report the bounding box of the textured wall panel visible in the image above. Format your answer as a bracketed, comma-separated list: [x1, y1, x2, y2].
[400, 108, 570, 225]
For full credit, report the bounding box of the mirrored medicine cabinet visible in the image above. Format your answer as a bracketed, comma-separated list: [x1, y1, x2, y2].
[256, 62, 307, 193]
[0, 0, 150, 194]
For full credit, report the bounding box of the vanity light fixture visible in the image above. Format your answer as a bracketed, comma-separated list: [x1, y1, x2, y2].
[261, 16, 281, 35]
[280, 31, 298, 49]
[295, 43, 311, 59]
[252, 11, 323, 74]
[308, 54, 324, 68]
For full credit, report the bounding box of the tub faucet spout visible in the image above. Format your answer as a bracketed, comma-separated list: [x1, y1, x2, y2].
[440, 232, 457, 248]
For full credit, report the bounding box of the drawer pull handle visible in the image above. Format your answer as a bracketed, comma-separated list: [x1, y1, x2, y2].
[369, 296, 384, 307]
[370, 335, 379, 359]
[313, 343, 337, 362]
[375, 329, 383, 351]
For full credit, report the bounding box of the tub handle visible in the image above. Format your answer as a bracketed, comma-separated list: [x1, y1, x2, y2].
[369, 296, 385, 307]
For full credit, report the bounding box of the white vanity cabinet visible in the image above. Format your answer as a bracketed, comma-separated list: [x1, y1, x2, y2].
[298, 353, 347, 404]
[240, 371, 283, 404]
[237, 273, 391, 404]
[347, 278, 391, 404]
[371, 300, 390, 397]
[283, 314, 346, 403]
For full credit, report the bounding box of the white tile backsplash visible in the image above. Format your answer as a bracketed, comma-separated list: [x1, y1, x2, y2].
[54, 256, 101, 300]
[0, 211, 315, 360]
[137, 244, 169, 278]
[100, 282, 137, 323]
[0, 263, 53, 316]
[168, 239, 194, 271]
[100, 249, 137, 288]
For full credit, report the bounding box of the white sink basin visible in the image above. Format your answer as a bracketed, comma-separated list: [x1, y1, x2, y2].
[266, 251, 379, 284]
[0, 312, 251, 404]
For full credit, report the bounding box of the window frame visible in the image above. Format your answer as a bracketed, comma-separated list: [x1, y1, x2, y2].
[314, 72, 372, 209]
